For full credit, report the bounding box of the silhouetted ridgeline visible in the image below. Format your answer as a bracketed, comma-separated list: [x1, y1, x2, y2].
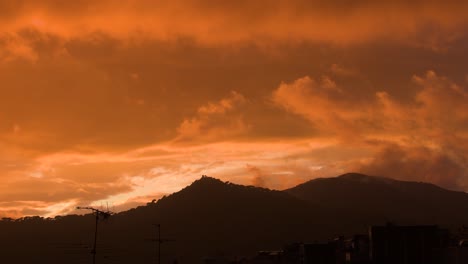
[2, 173, 468, 263]
[286, 173, 468, 227]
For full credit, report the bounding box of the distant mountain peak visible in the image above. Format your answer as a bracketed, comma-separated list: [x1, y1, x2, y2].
[178, 175, 235, 193]
[188, 175, 269, 191]
[337, 172, 370, 179]
[337, 172, 392, 183]
[192, 175, 226, 186]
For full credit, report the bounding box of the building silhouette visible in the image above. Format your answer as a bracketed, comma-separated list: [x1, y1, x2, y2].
[369, 223, 449, 264]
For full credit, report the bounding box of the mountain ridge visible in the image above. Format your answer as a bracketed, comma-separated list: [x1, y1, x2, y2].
[2, 172, 468, 263]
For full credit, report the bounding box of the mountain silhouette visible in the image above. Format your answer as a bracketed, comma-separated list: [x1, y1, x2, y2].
[286, 172, 468, 227]
[2, 173, 468, 263]
[113, 176, 337, 263]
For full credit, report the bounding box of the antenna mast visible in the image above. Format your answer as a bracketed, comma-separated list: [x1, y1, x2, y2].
[150, 224, 175, 264]
[77, 206, 113, 264]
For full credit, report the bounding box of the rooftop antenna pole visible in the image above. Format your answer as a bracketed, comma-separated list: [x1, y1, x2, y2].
[77, 206, 113, 264]
[153, 224, 161, 264]
[148, 223, 175, 264]
[93, 211, 99, 264]
[158, 224, 161, 264]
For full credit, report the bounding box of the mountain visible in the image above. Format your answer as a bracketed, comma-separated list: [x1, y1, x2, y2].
[286, 172, 468, 227]
[2, 173, 468, 263]
[111, 176, 338, 263]
[0, 176, 338, 263]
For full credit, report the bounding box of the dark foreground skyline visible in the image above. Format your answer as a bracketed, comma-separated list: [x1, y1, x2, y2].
[1, 1, 467, 218]
[3, 173, 468, 263]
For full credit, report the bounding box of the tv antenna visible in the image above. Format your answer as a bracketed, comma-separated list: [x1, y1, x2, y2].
[77, 206, 113, 264]
[149, 224, 175, 264]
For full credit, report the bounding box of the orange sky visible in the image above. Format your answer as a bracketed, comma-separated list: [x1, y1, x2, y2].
[0, 0, 467, 218]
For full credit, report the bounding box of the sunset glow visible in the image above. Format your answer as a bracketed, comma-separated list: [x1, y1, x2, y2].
[0, 1, 467, 217]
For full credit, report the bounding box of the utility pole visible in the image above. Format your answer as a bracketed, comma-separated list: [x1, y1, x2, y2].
[77, 206, 113, 264]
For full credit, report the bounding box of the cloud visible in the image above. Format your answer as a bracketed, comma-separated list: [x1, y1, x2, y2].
[272, 71, 468, 189]
[273, 71, 467, 139]
[197, 91, 246, 115]
[330, 64, 358, 77]
[0, 33, 38, 62]
[355, 143, 467, 191]
[1, 1, 468, 48]
[246, 164, 267, 188]
[271, 75, 374, 138]
[412, 71, 468, 134]
[1, 69, 465, 218]
[175, 91, 250, 143]
[0, 177, 132, 205]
